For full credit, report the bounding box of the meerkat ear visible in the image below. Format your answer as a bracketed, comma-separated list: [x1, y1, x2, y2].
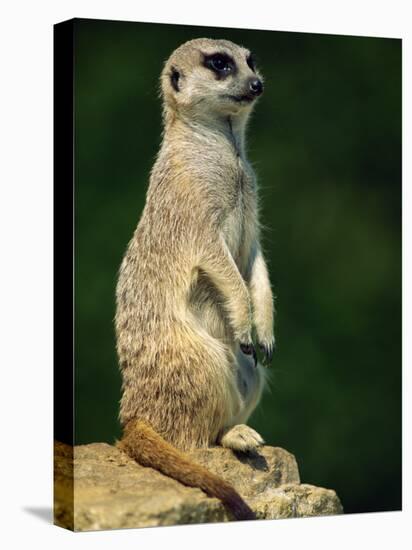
[170, 66, 181, 92]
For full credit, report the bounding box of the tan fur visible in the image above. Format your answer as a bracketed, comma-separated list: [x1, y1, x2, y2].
[117, 420, 255, 520]
[115, 38, 275, 520]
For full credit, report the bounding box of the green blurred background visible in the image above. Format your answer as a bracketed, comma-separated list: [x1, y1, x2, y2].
[74, 18, 401, 515]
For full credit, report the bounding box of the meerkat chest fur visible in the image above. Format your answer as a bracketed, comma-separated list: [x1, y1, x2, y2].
[218, 112, 258, 270]
[174, 112, 258, 268]
[221, 147, 257, 266]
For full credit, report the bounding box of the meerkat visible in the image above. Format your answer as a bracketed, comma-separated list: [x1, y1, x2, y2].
[115, 38, 275, 521]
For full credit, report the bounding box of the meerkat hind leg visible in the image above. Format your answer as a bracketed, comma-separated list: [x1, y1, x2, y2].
[220, 424, 264, 453]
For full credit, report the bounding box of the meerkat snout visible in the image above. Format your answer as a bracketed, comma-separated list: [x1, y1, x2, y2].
[249, 77, 264, 96]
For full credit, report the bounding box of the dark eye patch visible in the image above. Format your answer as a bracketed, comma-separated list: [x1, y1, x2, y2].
[203, 52, 236, 79]
[246, 53, 257, 72]
[170, 67, 180, 92]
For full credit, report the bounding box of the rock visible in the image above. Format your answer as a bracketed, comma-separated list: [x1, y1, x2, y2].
[54, 440, 343, 531]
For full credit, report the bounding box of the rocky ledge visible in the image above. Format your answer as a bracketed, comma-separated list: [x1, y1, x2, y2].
[54, 441, 343, 531]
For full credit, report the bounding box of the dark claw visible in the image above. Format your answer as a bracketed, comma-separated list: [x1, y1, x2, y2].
[240, 342, 258, 367]
[259, 342, 275, 365]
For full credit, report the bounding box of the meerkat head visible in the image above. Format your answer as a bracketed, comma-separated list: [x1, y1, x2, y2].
[161, 38, 264, 124]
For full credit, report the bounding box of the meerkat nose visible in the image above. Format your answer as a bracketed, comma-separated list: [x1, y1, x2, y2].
[249, 78, 263, 96]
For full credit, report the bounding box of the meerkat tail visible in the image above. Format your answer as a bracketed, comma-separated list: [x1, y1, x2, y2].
[117, 420, 256, 521]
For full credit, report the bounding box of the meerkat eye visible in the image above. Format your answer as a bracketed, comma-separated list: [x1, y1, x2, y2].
[211, 55, 229, 72]
[204, 53, 234, 76]
[246, 53, 257, 72]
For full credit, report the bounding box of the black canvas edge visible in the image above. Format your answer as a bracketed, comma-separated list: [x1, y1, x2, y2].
[53, 18, 75, 531]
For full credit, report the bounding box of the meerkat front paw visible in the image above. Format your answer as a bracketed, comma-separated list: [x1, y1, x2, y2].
[220, 424, 264, 452]
[258, 336, 275, 366]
